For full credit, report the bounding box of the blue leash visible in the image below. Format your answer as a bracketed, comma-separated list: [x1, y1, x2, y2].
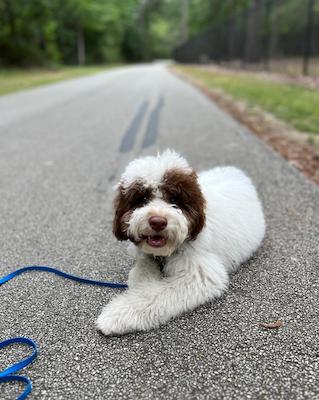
[0, 265, 128, 399]
[0, 265, 128, 288]
[0, 337, 36, 400]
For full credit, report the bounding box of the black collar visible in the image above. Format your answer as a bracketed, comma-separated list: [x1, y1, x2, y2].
[154, 256, 166, 272]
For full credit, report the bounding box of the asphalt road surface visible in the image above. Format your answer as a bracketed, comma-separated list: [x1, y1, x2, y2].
[0, 64, 318, 400]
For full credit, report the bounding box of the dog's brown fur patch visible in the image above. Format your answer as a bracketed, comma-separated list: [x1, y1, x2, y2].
[113, 182, 153, 240]
[161, 169, 206, 239]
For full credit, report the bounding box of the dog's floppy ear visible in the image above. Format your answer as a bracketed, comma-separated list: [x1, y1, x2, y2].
[178, 171, 206, 240]
[112, 185, 129, 241]
[187, 183, 206, 240]
[161, 169, 206, 240]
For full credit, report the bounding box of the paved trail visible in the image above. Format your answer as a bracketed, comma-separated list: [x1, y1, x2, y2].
[0, 64, 318, 399]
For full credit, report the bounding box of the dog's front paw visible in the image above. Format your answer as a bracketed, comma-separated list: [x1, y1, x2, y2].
[96, 304, 131, 336]
[96, 294, 150, 336]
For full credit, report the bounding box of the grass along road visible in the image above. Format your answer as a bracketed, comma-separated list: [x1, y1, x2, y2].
[0, 65, 121, 96]
[174, 65, 319, 137]
[172, 64, 319, 185]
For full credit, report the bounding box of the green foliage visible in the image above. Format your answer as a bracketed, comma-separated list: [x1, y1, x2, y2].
[0, 0, 317, 66]
[271, 0, 308, 34]
[0, 0, 252, 66]
[188, 0, 251, 36]
[0, 0, 60, 66]
[0, 0, 140, 66]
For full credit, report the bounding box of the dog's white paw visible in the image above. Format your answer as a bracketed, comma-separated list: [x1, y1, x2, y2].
[96, 295, 148, 336]
[96, 305, 129, 336]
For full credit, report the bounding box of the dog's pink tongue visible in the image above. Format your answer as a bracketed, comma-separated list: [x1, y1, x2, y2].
[147, 235, 166, 247]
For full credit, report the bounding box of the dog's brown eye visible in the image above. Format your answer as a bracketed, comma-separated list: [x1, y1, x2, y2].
[134, 196, 148, 207]
[168, 196, 179, 205]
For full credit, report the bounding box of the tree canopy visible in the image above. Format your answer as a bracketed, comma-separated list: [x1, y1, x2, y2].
[0, 0, 316, 67]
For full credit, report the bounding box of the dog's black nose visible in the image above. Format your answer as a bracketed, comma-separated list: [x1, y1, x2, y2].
[149, 216, 167, 232]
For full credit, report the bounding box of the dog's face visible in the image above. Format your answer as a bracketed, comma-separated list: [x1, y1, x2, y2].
[112, 151, 206, 256]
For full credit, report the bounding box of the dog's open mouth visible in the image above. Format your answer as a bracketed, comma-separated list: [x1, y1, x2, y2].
[144, 234, 167, 248]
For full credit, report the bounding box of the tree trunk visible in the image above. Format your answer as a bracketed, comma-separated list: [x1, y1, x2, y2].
[228, 15, 236, 61]
[303, 0, 315, 76]
[77, 26, 85, 65]
[245, 0, 263, 63]
[180, 0, 189, 44]
[5, 0, 16, 37]
[263, 0, 273, 71]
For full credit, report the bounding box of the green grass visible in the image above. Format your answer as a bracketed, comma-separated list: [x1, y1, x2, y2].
[0, 65, 121, 96]
[175, 66, 319, 134]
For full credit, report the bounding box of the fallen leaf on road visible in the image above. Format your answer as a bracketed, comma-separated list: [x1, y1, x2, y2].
[260, 320, 284, 329]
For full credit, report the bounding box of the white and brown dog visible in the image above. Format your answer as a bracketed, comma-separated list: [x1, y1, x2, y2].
[96, 150, 265, 335]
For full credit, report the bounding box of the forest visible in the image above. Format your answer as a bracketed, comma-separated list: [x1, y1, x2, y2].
[0, 0, 318, 67]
